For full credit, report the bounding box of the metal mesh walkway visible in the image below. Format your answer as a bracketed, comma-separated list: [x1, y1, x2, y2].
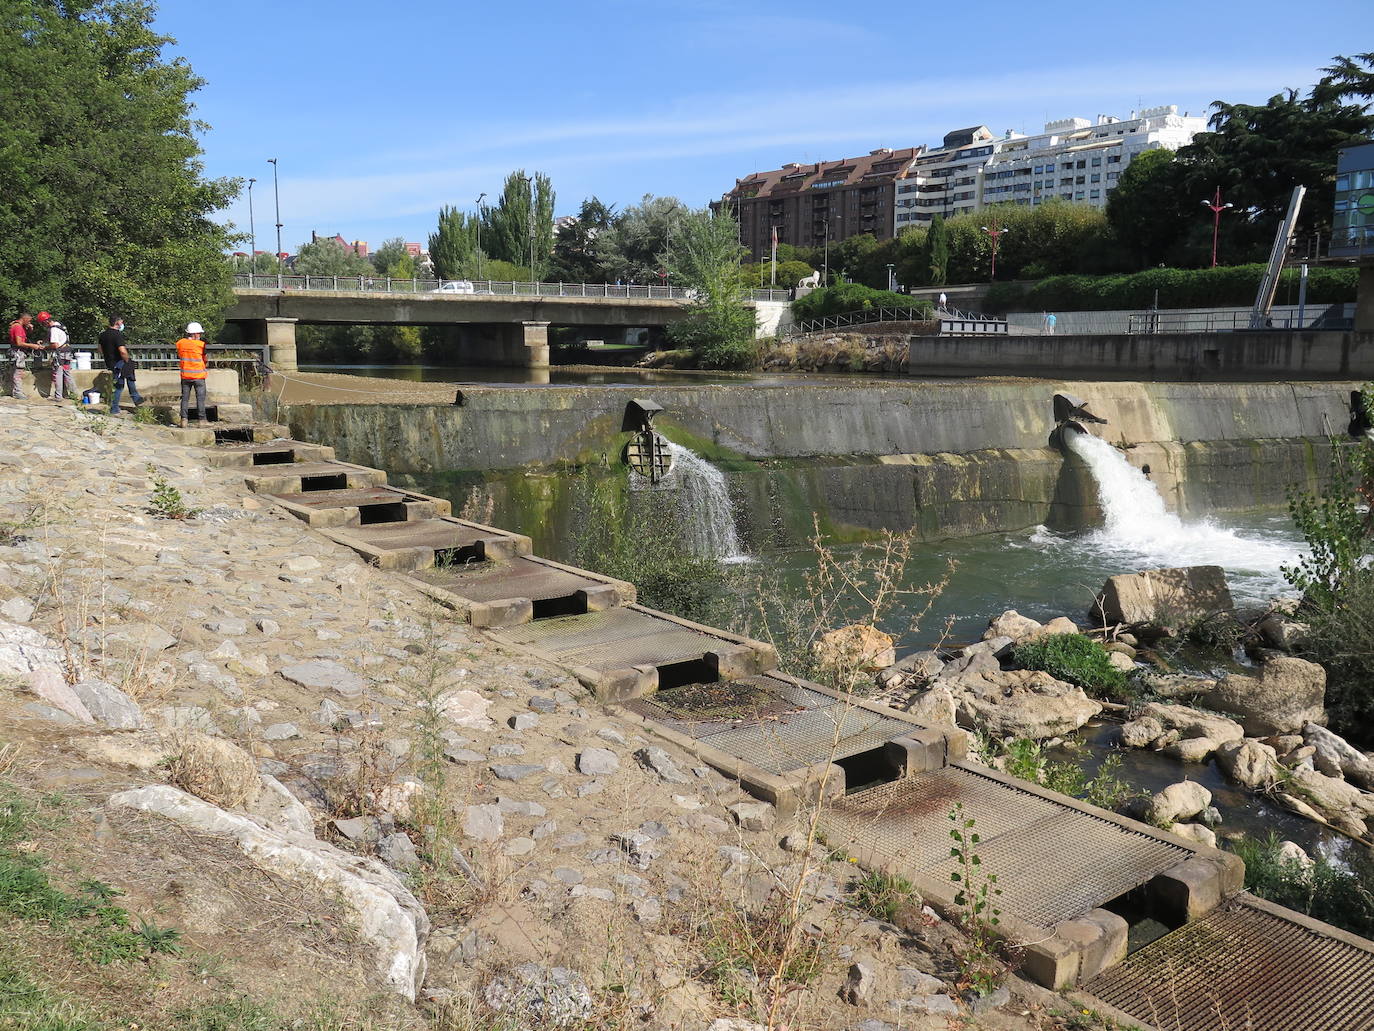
[416, 555, 605, 603]
[1085, 895, 1374, 1031]
[625, 675, 921, 773]
[499, 608, 733, 671]
[820, 766, 1190, 928]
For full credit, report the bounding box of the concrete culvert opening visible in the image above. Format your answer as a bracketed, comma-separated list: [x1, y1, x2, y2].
[214, 427, 254, 444]
[433, 545, 483, 569]
[250, 450, 295, 466]
[655, 659, 718, 691]
[837, 746, 905, 794]
[300, 473, 348, 491]
[357, 502, 408, 525]
[531, 594, 587, 620]
[1102, 882, 1186, 953]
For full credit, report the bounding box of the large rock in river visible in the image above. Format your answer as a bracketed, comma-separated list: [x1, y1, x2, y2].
[946, 669, 1101, 738]
[1139, 702, 1245, 747]
[1201, 656, 1325, 736]
[812, 624, 896, 674]
[1091, 566, 1233, 627]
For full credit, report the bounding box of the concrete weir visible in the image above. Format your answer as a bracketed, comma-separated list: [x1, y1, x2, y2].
[283, 379, 1361, 546]
[156, 410, 1374, 1028]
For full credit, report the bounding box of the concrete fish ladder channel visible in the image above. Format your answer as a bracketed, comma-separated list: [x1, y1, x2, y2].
[156, 409, 1374, 1030]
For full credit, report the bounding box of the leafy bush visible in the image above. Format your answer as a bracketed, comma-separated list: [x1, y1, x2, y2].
[1011, 633, 1127, 698]
[790, 283, 932, 321]
[1284, 434, 1374, 741]
[983, 263, 1357, 314]
[993, 738, 1133, 810]
[1231, 833, 1374, 939]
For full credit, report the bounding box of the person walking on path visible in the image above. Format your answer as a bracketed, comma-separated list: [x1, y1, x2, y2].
[176, 321, 208, 427]
[6, 312, 44, 399]
[44, 315, 76, 402]
[99, 315, 143, 414]
[1043, 312, 1058, 335]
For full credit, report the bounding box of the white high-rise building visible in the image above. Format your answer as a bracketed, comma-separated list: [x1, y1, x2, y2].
[893, 105, 1206, 233]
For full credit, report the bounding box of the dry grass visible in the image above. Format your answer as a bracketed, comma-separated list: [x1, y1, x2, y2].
[165, 732, 262, 809]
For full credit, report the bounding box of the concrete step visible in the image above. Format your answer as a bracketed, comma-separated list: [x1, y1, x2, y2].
[819, 762, 1243, 992]
[412, 553, 635, 627]
[495, 604, 778, 702]
[318, 516, 531, 571]
[151, 401, 253, 425]
[149, 421, 290, 446]
[617, 670, 962, 812]
[242, 460, 387, 494]
[269, 486, 451, 528]
[206, 439, 335, 469]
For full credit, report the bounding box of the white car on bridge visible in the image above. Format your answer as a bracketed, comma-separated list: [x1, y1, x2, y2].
[433, 280, 475, 294]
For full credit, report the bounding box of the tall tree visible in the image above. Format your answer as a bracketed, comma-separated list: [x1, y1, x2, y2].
[0, 0, 238, 342]
[924, 216, 950, 286]
[593, 195, 690, 283]
[483, 170, 555, 278]
[292, 237, 371, 276]
[1104, 150, 1192, 267]
[370, 237, 415, 278]
[661, 206, 755, 368]
[428, 206, 483, 280]
[547, 197, 616, 282]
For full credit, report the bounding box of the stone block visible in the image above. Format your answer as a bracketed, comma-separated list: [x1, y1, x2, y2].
[1056, 908, 1128, 983]
[1093, 565, 1233, 627]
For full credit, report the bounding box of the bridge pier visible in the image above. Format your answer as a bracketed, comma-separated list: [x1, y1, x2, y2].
[442, 321, 550, 369]
[264, 317, 299, 372]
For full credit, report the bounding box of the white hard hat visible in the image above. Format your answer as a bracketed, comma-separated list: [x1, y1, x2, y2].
[186, 322, 204, 334]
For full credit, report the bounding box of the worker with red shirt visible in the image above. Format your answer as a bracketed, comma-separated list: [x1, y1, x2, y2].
[6, 312, 45, 399]
[176, 321, 208, 427]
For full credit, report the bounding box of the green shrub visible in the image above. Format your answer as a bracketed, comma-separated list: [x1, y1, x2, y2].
[1011, 633, 1127, 698]
[1230, 833, 1374, 939]
[790, 283, 932, 321]
[849, 869, 919, 923]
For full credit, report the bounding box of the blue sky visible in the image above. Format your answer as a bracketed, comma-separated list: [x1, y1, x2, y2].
[153, 0, 1366, 254]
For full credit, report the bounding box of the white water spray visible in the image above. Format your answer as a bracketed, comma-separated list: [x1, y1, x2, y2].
[1062, 430, 1302, 603]
[632, 442, 748, 563]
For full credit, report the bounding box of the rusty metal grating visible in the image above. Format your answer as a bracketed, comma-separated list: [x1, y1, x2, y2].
[820, 767, 1190, 928]
[1085, 896, 1374, 1031]
[624, 677, 834, 739]
[419, 556, 599, 603]
[698, 705, 917, 774]
[500, 608, 729, 671]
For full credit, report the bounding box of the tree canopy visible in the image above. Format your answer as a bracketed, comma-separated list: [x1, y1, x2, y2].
[0, 0, 237, 343]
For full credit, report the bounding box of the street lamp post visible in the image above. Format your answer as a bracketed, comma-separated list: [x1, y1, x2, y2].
[267, 158, 283, 260]
[980, 220, 1009, 281]
[474, 192, 486, 257]
[886, 263, 896, 292]
[247, 177, 257, 277]
[822, 212, 843, 285]
[1202, 186, 1234, 268]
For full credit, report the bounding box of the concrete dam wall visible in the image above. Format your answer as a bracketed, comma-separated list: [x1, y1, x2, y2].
[284, 380, 1356, 549]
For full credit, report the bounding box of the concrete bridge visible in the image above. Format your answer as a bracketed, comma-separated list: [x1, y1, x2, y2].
[224, 277, 792, 370]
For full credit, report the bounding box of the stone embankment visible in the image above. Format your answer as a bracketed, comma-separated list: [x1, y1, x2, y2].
[0, 401, 1121, 1030]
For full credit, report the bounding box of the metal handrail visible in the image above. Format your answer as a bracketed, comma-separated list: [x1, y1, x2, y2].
[788, 305, 935, 337]
[231, 272, 790, 303]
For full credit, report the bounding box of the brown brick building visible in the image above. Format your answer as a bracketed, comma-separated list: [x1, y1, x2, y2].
[722, 147, 923, 262]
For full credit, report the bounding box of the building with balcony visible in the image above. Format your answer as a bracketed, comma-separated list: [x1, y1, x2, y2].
[723, 147, 923, 261]
[894, 106, 1206, 233]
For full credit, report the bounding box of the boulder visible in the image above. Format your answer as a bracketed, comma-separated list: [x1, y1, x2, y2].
[1303, 724, 1374, 791]
[1139, 702, 1244, 746]
[812, 625, 896, 674]
[936, 649, 1000, 681]
[1135, 672, 1217, 699]
[71, 679, 144, 729]
[1107, 651, 1136, 673]
[247, 774, 316, 837]
[876, 650, 944, 689]
[902, 685, 957, 726]
[1039, 616, 1080, 637]
[108, 785, 427, 1000]
[983, 610, 1043, 644]
[946, 669, 1101, 739]
[1214, 739, 1281, 790]
[1258, 611, 1309, 650]
[1161, 737, 1219, 763]
[1277, 840, 1314, 872]
[23, 670, 94, 723]
[1120, 716, 1164, 749]
[1202, 657, 1326, 736]
[1286, 768, 1374, 823]
[1170, 822, 1217, 848]
[166, 732, 262, 809]
[1092, 566, 1233, 627]
[1146, 781, 1211, 826]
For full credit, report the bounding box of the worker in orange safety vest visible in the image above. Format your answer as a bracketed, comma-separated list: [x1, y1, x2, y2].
[176, 321, 208, 428]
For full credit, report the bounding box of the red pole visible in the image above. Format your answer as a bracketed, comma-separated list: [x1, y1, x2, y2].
[1204, 186, 1231, 268]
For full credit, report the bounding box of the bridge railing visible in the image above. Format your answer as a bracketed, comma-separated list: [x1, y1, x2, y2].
[231, 272, 791, 303]
[786, 305, 935, 337]
[123, 344, 271, 386]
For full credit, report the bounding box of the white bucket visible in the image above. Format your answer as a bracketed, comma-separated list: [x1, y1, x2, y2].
[74, 351, 92, 371]
[83, 390, 101, 405]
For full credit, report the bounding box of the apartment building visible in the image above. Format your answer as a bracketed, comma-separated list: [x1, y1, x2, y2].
[894, 105, 1205, 232]
[723, 147, 923, 261]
